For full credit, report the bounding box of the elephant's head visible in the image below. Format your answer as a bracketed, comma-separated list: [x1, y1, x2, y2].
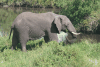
[54, 15, 80, 43]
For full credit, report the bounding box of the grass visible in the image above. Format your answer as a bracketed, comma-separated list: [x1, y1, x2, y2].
[0, 36, 100, 67]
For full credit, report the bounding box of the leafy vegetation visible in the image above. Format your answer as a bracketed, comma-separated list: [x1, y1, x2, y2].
[0, 36, 100, 67]
[0, 0, 56, 7]
[60, 0, 100, 33]
[61, 0, 99, 24]
[0, 8, 18, 31]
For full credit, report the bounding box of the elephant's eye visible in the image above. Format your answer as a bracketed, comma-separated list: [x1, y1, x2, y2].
[63, 24, 67, 28]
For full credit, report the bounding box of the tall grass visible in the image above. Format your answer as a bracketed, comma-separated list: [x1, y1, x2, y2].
[0, 36, 100, 67]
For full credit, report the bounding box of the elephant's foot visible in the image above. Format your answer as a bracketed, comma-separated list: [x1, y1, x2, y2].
[22, 49, 27, 52]
[11, 46, 16, 50]
[22, 45, 27, 52]
[11, 47, 14, 50]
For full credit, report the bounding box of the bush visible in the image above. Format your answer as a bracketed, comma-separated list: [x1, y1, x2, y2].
[0, 36, 100, 67]
[61, 0, 100, 26]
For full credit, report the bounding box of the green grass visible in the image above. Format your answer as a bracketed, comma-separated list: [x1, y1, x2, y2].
[0, 36, 100, 67]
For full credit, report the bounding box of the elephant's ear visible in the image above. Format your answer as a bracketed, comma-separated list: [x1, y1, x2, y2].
[53, 16, 62, 34]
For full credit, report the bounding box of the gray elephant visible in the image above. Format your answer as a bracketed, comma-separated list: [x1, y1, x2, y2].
[9, 12, 80, 52]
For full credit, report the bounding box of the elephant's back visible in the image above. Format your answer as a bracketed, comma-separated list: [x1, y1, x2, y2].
[14, 12, 55, 22]
[19, 12, 55, 21]
[12, 12, 56, 31]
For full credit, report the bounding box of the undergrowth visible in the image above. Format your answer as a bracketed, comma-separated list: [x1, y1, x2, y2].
[0, 36, 100, 67]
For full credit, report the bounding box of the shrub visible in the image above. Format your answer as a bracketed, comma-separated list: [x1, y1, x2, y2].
[61, 0, 100, 26]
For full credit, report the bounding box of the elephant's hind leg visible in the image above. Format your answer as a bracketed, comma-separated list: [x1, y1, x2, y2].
[11, 33, 19, 50]
[19, 33, 29, 52]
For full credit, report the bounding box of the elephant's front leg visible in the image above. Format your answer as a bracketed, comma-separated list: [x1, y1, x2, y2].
[21, 43, 27, 52]
[48, 33, 58, 42]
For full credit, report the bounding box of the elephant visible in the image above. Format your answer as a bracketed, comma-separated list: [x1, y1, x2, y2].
[9, 12, 80, 52]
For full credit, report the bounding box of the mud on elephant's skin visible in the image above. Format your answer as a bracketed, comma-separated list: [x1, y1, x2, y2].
[9, 12, 80, 52]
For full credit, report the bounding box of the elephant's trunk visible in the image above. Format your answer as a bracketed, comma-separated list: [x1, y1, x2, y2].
[66, 32, 80, 44]
[66, 36, 77, 44]
[67, 22, 80, 38]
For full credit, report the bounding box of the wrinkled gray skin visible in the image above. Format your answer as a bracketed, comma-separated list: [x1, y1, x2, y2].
[9, 12, 78, 52]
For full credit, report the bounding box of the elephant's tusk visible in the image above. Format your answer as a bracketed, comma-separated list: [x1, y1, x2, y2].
[72, 32, 80, 35]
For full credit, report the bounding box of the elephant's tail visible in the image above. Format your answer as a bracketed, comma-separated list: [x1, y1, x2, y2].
[9, 26, 14, 39]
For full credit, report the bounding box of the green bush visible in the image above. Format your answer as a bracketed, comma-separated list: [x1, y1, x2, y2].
[0, 0, 55, 7]
[0, 36, 100, 67]
[61, 0, 100, 26]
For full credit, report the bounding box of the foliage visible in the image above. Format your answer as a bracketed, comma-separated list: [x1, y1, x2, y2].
[76, 6, 100, 33]
[0, 8, 18, 36]
[61, 0, 100, 26]
[0, 36, 100, 67]
[0, 0, 55, 7]
[0, 0, 80, 8]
